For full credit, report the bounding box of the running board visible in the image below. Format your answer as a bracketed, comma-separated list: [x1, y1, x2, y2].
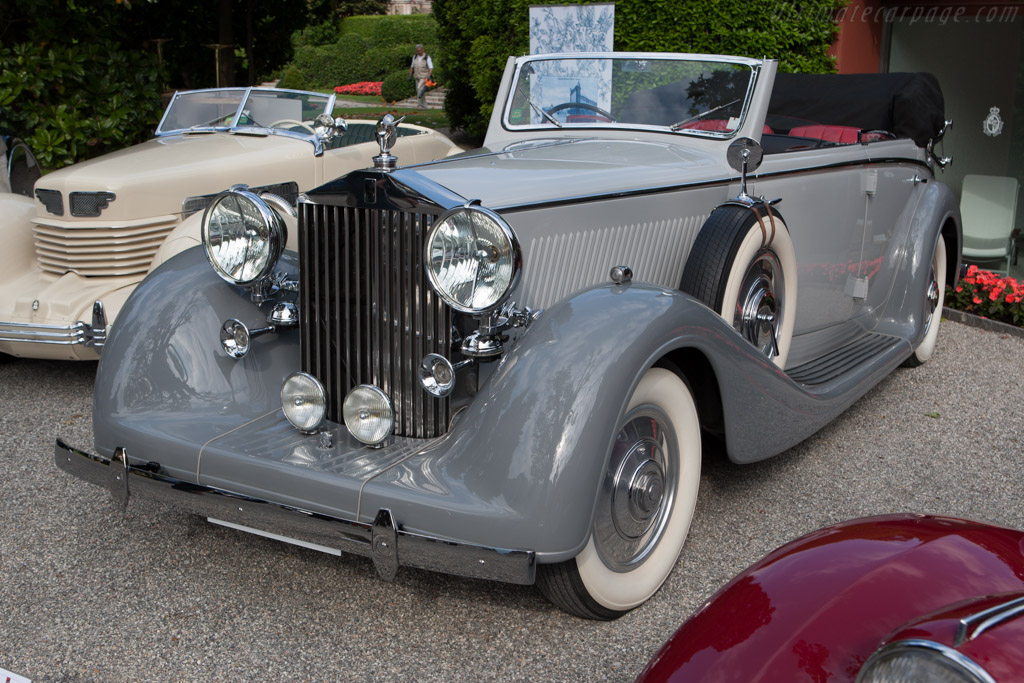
[786, 333, 908, 387]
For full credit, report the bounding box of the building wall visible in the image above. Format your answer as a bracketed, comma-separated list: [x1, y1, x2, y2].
[830, 0, 885, 73]
[388, 0, 432, 15]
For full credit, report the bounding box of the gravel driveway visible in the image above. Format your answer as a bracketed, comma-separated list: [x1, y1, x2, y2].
[1, 318, 1021, 681]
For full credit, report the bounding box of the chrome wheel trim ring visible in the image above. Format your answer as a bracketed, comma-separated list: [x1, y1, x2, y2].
[734, 249, 784, 358]
[593, 405, 677, 572]
[922, 259, 941, 334]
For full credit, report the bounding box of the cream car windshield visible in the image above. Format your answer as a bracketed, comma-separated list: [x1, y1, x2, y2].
[156, 88, 333, 136]
[506, 56, 755, 136]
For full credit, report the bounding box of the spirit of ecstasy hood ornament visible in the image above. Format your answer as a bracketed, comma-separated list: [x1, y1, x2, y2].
[373, 114, 406, 171]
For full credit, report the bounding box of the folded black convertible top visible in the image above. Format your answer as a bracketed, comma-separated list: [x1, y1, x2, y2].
[768, 72, 945, 147]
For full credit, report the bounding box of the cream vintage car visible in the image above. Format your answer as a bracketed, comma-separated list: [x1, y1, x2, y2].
[0, 86, 460, 360]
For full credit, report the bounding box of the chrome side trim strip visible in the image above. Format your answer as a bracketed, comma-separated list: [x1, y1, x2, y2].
[494, 156, 931, 215]
[54, 438, 536, 585]
[956, 594, 1024, 646]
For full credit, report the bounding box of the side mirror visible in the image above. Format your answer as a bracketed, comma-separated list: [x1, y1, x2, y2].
[726, 137, 763, 204]
[314, 113, 347, 143]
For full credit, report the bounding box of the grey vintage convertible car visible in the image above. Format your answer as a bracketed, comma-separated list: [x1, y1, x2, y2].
[56, 53, 961, 619]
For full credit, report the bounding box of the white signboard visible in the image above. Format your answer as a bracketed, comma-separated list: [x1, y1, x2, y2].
[529, 3, 615, 54]
[528, 4, 615, 124]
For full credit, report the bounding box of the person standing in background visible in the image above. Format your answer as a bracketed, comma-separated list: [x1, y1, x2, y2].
[409, 44, 434, 108]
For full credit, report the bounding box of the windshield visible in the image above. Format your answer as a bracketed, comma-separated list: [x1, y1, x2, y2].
[505, 55, 757, 137]
[156, 88, 334, 136]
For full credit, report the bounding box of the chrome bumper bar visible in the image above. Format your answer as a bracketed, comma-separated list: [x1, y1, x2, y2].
[0, 301, 107, 348]
[54, 439, 536, 585]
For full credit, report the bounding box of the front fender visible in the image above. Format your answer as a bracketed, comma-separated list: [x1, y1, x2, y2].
[93, 245, 300, 479]
[636, 515, 1024, 682]
[0, 193, 37, 280]
[360, 281, 867, 558]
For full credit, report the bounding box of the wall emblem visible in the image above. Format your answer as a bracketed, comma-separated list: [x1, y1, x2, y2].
[983, 107, 1004, 137]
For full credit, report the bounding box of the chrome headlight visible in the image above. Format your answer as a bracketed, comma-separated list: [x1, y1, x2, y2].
[202, 186, 285, 286]
[425, 205, 521, 314]
[281, 372, 327, 433]
[857, 640, 993, 683]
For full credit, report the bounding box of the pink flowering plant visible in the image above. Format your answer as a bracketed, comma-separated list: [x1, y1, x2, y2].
[945, 265, 1024, 327]
[334, 81, 383, 96]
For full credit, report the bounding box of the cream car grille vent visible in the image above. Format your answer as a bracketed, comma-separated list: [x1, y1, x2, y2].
[35, 189, 63, 216]
[298, 202, 452, 438]
[33, 218, 178, 278]
[182, 181, 299, 218]
[70, 191, 116, 217]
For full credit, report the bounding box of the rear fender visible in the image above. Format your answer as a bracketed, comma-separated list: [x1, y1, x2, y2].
[877, 179, 961, 342]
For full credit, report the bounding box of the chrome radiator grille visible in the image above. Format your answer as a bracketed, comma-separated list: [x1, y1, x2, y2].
[299, 203, 452, 438]
[33, 218, 179, 277]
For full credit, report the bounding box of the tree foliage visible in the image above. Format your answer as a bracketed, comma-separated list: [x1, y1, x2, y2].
[1, 0, 336, 170]
[433, 0, 844, 136]
[0, 1, 164, 170]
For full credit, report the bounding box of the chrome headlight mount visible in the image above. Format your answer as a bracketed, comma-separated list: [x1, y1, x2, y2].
[425, 202, 529, 362]
[204, 185, 301, 360]
[202, 185, 288, 291]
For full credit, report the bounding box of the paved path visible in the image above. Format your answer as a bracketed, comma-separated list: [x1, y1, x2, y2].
[1, 318, 1021, 680]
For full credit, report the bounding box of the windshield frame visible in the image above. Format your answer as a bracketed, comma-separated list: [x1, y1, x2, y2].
[155, 87, 337, 149]
[501, 52, 763, 139]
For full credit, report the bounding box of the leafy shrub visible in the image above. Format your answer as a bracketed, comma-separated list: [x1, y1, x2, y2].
[381, 70, 416, 103]
[291, 37, 379, 90]
[0, 39, 163, 170]
[946, 266, 1024, 327]
[278, 64, 308, 90]
[344, 14, 437, 45]
[433, 0, 844, 136]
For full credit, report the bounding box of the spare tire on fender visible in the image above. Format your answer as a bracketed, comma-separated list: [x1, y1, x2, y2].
[680, 203, 797, 369]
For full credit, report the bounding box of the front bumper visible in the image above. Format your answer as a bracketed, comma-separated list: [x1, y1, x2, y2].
[0, 301, 107, 355]
[54, 438, 536, 585]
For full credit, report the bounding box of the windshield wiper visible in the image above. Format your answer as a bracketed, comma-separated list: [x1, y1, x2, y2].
[527, 98, 562, 128]
[671, 98, 742, 131]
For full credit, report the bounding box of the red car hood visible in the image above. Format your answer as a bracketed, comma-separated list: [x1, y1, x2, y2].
[637, 514, 1024, 682]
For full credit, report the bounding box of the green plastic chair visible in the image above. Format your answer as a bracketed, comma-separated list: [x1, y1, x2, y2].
[960, 174, 1019, 274]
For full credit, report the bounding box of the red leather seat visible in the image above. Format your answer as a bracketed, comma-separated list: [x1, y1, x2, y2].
[677, 119, 774, 134]
[788, 124, 861, 143]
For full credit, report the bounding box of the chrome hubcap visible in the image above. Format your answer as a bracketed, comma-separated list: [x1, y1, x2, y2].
[735, 250, 784, 358]
[924, 271, 940, 327]
[594, 406, 677, 571]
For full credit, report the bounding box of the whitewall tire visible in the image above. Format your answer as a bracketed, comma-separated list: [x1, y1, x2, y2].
[904, 237, 947, 367]
[535, 368, 701, 619]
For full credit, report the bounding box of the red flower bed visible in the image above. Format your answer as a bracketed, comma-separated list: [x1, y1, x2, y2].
[334, 81, 383, 96]
[946, 264, 1023, 326]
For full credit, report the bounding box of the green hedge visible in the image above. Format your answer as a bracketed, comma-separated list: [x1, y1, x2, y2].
[343, 14, 437, 44]
[434, 0, 844, 136]
[381, 70, 417, 102]
[282, 14, 438, 92]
